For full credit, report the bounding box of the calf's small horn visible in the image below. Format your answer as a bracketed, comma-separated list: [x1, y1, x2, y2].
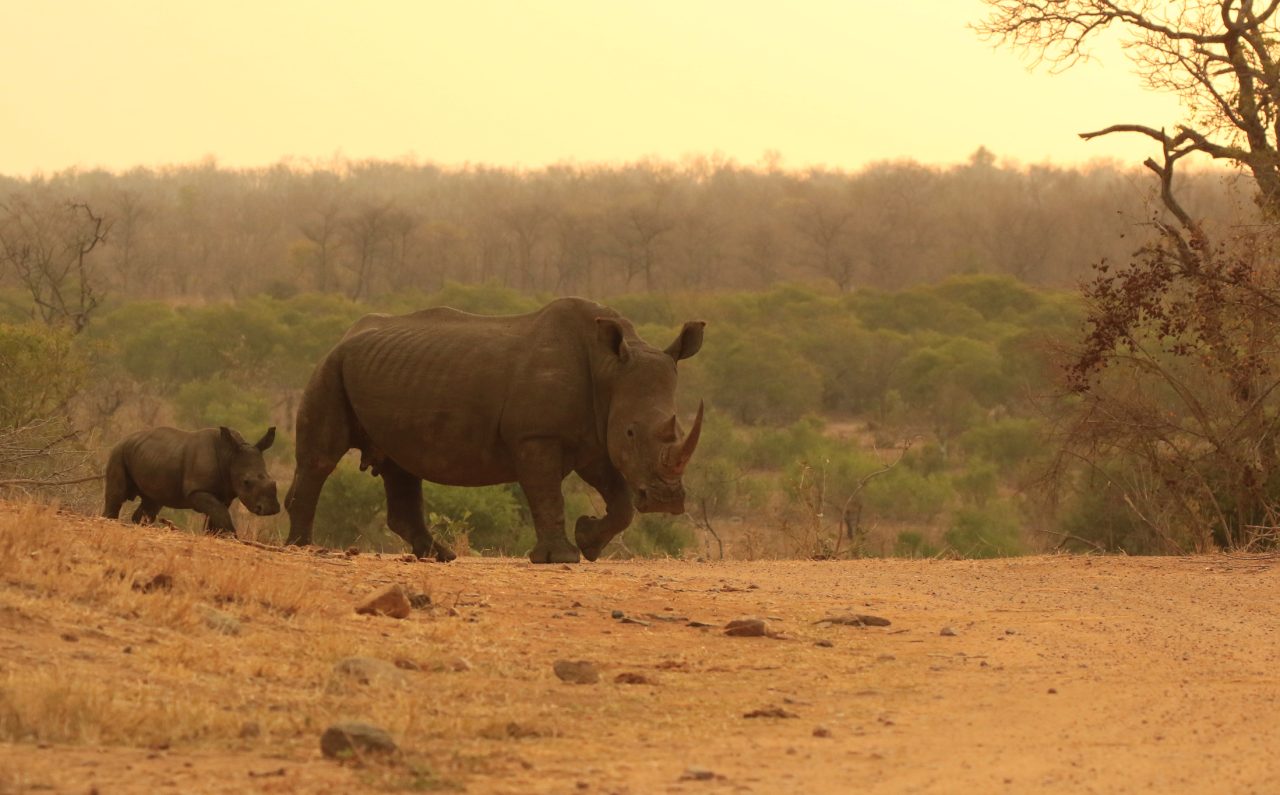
[673, 401, 704, 474]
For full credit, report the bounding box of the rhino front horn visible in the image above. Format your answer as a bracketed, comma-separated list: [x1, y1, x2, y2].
[673, 401, 704, 474]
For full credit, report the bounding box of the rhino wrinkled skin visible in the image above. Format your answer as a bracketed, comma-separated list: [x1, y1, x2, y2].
[284, 297, 705, 564]
[102, 426, 280, 534]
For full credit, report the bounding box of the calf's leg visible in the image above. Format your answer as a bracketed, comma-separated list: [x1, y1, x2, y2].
[130, 498, 161, 525]
[189, 492, 236, 536]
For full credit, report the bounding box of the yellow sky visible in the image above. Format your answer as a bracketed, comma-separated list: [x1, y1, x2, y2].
[2, 1, 1187, 175]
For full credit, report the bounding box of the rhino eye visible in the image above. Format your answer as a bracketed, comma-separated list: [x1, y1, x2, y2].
[625, 426, 636, 439]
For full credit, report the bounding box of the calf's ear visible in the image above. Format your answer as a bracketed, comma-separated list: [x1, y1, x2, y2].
[665, 320, 706, 362]
[255, 426, 277, 452]
[220, 426, 238, 447]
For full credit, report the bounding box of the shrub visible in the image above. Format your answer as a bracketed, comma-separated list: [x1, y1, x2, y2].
[944, 503, 1024, 558]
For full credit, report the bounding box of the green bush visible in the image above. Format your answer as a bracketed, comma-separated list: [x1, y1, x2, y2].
[944, 503, 1024, 558]
[863, 467, 951, 522]
[0, 323, 84, 427]
[620, 514, 694, 558]
[173, 377, 271, 432]
[314, 462, 394, 551]
[959, 418, 1044, 470]
[894, 530, 940, 558]
[423, 482, 526, 555]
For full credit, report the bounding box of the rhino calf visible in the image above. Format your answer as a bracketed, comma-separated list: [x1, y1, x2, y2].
[102, 426, 280, 535]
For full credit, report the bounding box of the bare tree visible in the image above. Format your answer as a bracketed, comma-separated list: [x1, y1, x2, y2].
[980, 0, 1280, 549]
[0, 195, 110, 333]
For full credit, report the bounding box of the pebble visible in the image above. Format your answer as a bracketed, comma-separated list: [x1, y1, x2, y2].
[553, 659, 600, 684]
[320, 722, 397, 759]
[354, 584, 412, 619]
[610, 609, 625, 619]
[813, 726, 832, 738]
[817, 613, 891, 627]
[332, 656, 408, 686]
[940, 626, 957, 637]
[724, 617, 768, 637]
[614, 672, 656, 685]
[743, 706, 798, 719]
[680, 768, 716, 781]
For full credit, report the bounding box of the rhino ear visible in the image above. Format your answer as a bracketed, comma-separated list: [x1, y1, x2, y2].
[219, 426, 238, 447]
[596, 317, 630, 363]
[255, 426, 277, 452]
[665, 320, 706, 362]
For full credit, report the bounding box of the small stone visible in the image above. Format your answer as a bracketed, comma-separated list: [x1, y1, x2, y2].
[553, 659, 599, 684]
[60, 632, 79, 643]
[743, 706, 798, 719]
[397, 553, 418, 563]
[239, 721, 261, 739]
[1047, 688, 1058, 694]
[813, 726, 831, 738]
[354, 584, 412, 619]
[408, 592, 432, 610]
[122, 646, 133, 654]
[610, 609, 625, 619]
[680, 768, 716, 781]
[614, 672, 656, 685]
[817, 613, 891, 627]
[688, 620, 715, 628]
[814, 639, 834, 648]
[332, 656, 408, 686]
[393, 658, 422, 671]
[345, 546, 360, 557]
[448, 657, 473, 672]
[198, 605, 241, 636]
[724, 617, 768, 637]
[940, 626, 957, 637]
[320, 722, 397, 759]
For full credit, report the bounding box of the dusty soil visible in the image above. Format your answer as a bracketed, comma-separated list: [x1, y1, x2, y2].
[2, 503, 1278, 794]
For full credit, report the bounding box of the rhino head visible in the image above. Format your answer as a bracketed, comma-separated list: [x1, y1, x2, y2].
[597, 317, 705, 515]
[220, 426, 281, 516]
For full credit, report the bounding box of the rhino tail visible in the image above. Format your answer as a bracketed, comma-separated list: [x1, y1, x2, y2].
[102, 444, 136, 519]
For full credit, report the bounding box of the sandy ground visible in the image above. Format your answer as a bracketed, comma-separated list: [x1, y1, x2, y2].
[1, 505, 1278, 794]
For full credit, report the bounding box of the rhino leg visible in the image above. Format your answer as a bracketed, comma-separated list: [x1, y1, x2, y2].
[189, 491, 236, 537]
[130, 498, 161, 525]
[382, 461, 456, 562]
[517, 440, 581, 564]
[573, 462, 635, 563]
[284, 460, 336, 546]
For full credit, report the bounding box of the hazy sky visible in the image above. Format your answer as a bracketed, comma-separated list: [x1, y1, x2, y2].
[3, 1, 1187, 176]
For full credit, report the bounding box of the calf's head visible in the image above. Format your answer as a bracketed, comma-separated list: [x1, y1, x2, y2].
[220, 426, 281, 516]
[598, 317, 705, 515]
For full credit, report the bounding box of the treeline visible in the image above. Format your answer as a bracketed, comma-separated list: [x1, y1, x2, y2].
[0, 150, 1259, 305]
[4, 277, 1147, 560]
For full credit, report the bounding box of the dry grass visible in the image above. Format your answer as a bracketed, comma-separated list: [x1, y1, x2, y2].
[2, 499, 1278, 794]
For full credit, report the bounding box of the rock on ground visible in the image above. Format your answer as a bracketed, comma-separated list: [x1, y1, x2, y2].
[354, 584, 412, 619]
[553, 659, 600, 684]
[320, 722, 397, 759]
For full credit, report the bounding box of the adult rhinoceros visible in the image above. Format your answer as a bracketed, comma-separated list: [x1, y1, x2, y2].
[284, 298, 705, 563]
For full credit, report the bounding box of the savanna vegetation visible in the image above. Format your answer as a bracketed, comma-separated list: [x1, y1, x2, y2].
[10, 0, 1280, 559]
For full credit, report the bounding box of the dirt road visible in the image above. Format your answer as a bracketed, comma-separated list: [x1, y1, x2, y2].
[1, 505, 1277, 794]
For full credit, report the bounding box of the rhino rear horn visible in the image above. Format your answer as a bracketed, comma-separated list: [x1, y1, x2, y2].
[672, 401, 704, 474]
[255, 426, 277, 452]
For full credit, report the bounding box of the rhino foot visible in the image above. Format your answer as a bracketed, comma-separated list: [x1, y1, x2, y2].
[529, 538, 581, 565]
[414, 540, 456, 563]
[574, 517, 609, 562]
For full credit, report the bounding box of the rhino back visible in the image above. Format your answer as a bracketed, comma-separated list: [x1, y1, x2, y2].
[334, 300, 607, 485]
[121, 427, 226, 507]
